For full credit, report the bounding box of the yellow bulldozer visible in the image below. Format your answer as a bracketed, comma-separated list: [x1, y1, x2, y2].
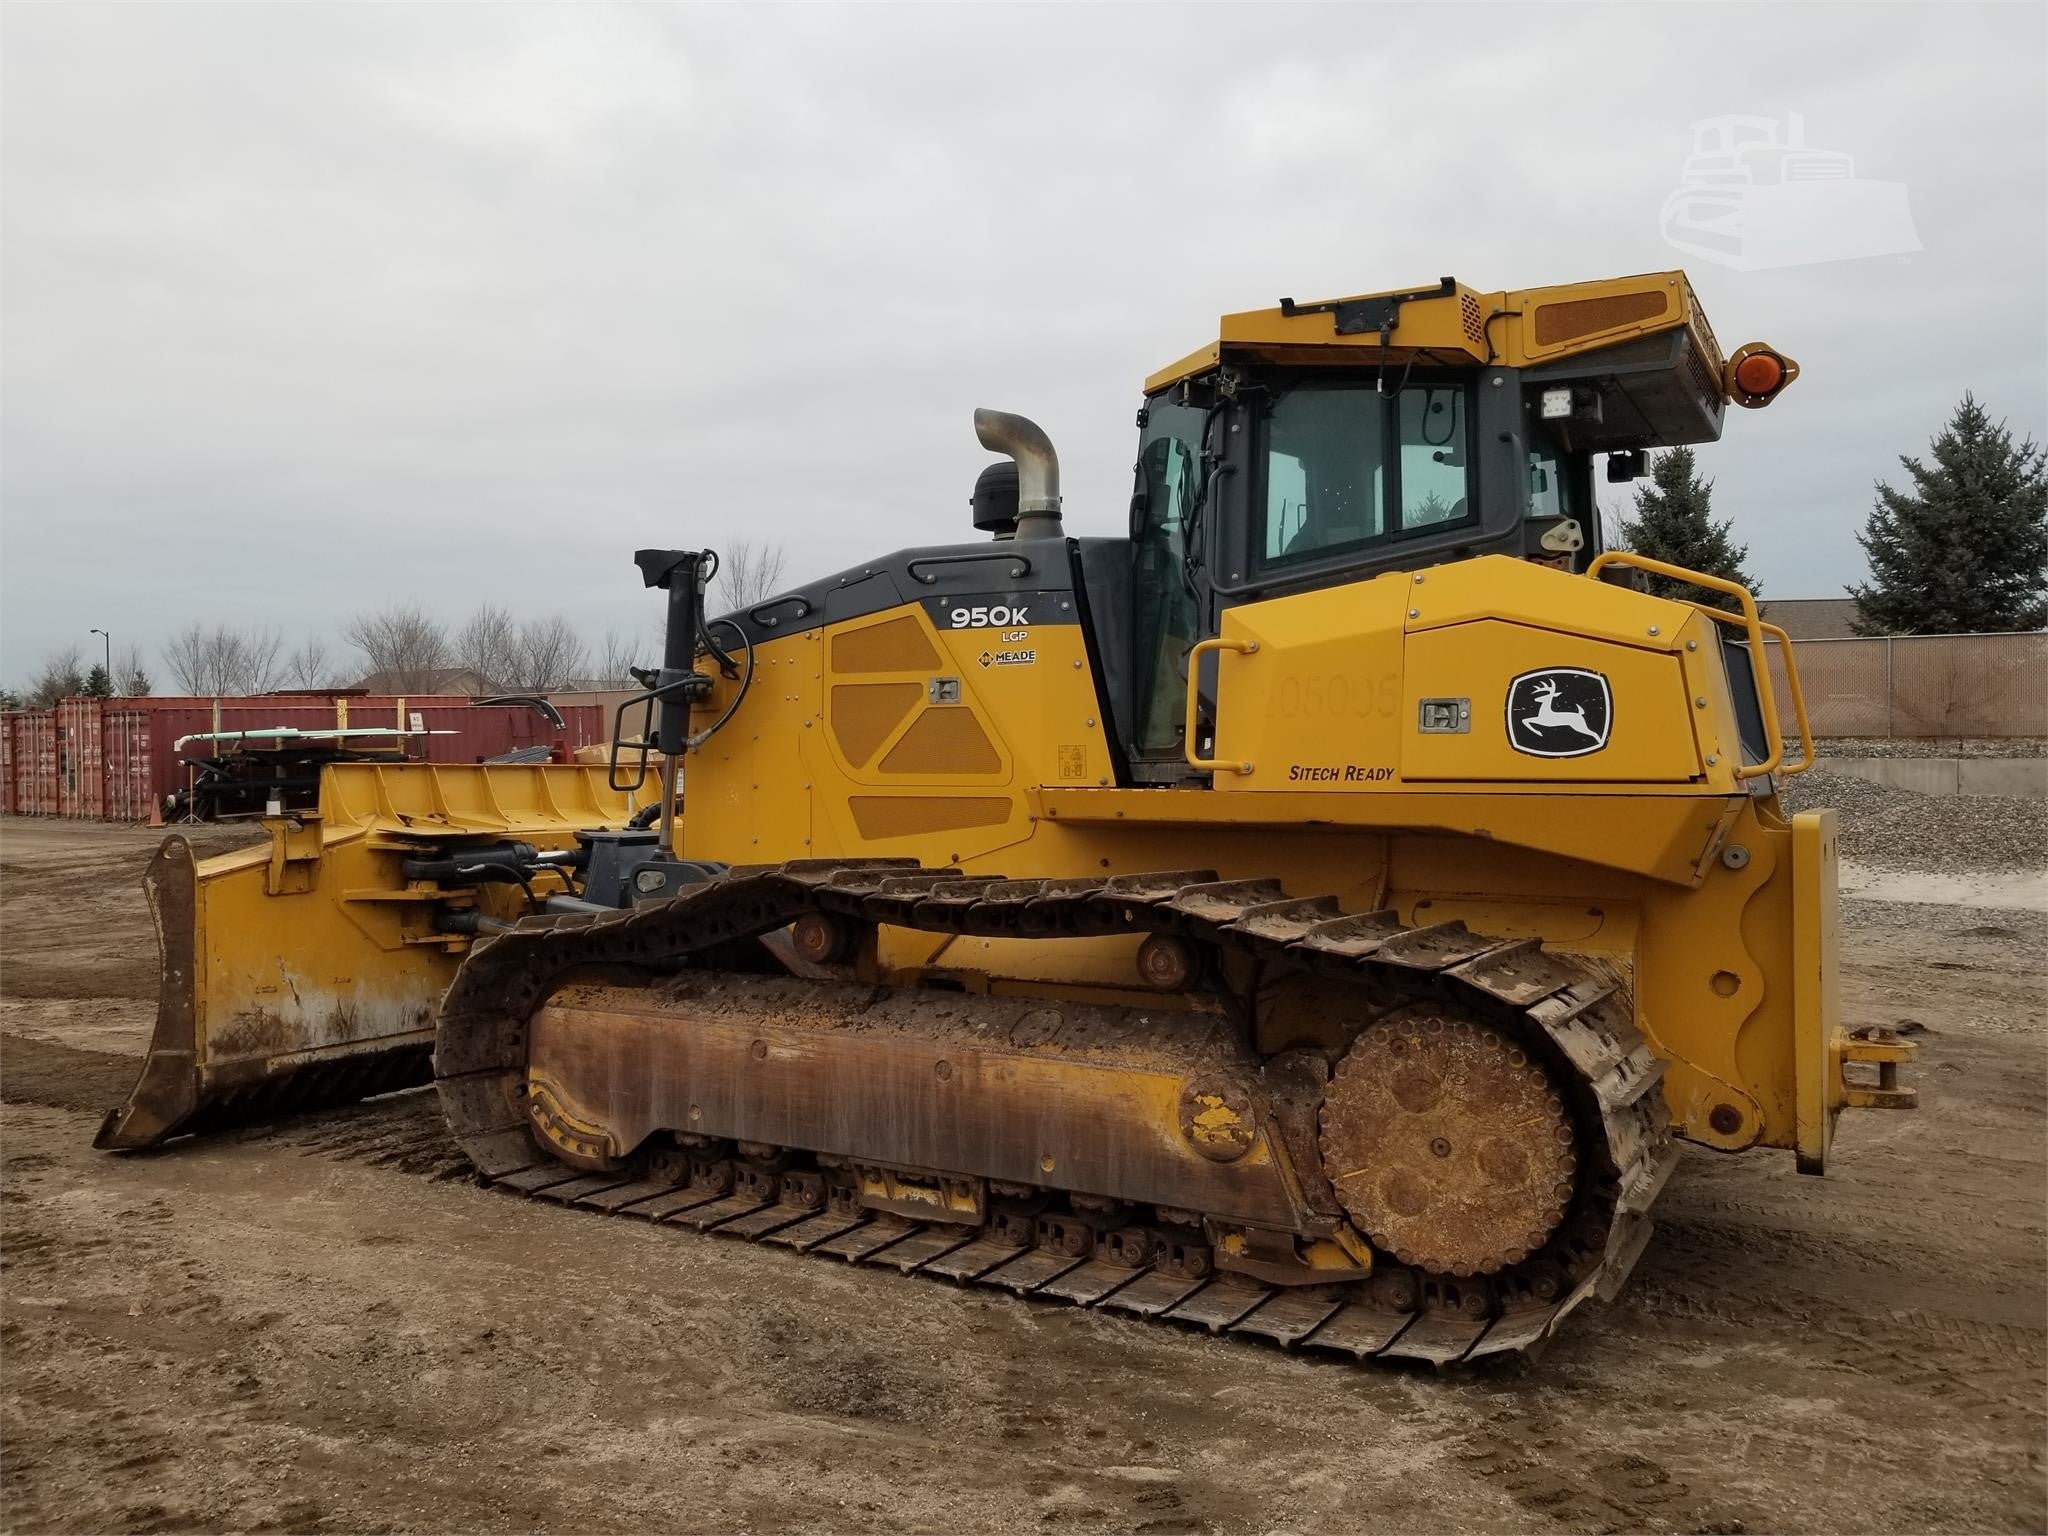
[99, 270, 1914, 1366]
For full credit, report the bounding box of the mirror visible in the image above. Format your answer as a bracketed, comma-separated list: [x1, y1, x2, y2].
[1606, 449, 1647, 482]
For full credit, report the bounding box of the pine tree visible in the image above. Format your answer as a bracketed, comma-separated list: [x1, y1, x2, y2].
[124, 670, 153, 697]
[1849, 394, 2048, 634]
[81, 664, 115, 698]
[1613, 447, 1757, 606]
[0, 689, 23, 712]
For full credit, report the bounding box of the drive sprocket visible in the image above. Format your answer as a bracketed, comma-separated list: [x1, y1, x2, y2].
[1319, 1009, 1578, 1277]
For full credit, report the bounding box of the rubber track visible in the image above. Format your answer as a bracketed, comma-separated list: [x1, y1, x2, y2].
[435, 861, 1675, 1367]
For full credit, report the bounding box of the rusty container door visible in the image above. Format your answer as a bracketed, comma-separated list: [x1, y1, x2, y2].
[30, 711, 59, 815]
[57, 698, 106, 819]
[102, 707, 156, 822]
[1, 714, 19, 815]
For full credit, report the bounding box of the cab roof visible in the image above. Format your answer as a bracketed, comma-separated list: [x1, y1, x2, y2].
[1144, 270, 1724, 394]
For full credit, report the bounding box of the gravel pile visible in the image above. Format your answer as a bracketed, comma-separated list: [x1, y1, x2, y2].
[1816, 737, 2048, 759]
[1779, 768, 2048, 872]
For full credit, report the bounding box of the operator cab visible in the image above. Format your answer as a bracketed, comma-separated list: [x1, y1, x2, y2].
[1092, 272, 1792, 778]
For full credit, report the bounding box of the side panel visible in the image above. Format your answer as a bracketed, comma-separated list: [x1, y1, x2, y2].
[1210, 556, 1740, 796]
[682, 595, 1114, 869]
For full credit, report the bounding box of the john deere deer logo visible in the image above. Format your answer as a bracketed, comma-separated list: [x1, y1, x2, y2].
[1507, 669, 1612, 758]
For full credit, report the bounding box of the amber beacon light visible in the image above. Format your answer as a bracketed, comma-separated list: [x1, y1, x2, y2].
[1725, 341, 1799, 408]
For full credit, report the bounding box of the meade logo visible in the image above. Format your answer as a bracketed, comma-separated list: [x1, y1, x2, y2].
[1506, 669, 1612, 758]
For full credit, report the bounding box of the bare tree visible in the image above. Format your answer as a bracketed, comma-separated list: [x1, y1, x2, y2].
[160, 624, 285, 694]
[343, 605, 451, 692]
[112, 643, 151, 697]
[455, 606, 522, 691]
[714, 540, 789, 612]
[594, 629, 641, 689]
[162, 624, 221, 694]
[237, 628, 286, 693]
[512, 616, 590, 690]
[28, 644, 87, 707]
[283, 637, 336, 691]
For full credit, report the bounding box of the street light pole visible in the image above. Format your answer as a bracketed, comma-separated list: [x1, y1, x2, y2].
[89, 627, 112, 694]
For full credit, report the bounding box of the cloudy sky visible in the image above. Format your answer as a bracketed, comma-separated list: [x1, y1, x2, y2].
[4, 3, 2044, 686]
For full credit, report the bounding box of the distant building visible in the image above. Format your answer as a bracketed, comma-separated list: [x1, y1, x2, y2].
[1758, 598, 1861, 640]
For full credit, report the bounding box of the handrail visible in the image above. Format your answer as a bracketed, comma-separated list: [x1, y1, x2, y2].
[1184, 636, 1258, 775]
[1758, 621, 1814, 776]
[1585, 551, 1787, 780]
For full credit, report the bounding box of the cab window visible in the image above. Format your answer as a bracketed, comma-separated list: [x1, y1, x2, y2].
[1260, 382, 1472, 567]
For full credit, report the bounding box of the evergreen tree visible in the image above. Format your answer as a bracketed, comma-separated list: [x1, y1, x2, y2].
[0, 689, 22, 712]
[1849, 394, 2048, 634]
[81, 664, 115, 698]
[1613, 447, 1757, 606]
[124, 669, 153, 697]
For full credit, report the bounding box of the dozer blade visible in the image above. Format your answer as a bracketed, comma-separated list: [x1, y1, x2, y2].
[95, 836, 438, 1149]
[97, 760, 636, 1151]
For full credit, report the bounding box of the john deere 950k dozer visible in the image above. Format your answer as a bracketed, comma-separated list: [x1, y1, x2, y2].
[101, 270, 1913, 1366]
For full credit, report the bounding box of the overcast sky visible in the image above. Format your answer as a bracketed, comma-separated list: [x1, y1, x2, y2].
[4, 3, 2044, 686]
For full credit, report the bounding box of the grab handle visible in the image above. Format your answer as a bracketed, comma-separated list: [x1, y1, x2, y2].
[1183, 636, 1258, 775]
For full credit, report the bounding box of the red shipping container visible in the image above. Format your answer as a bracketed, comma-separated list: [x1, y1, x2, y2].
[5, 694, 610, 822]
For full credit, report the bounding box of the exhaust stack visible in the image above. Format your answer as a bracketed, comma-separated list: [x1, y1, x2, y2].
[973, 408, 1062, 541]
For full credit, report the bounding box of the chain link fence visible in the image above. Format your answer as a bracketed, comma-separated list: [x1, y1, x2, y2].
[1762, 632, 2048, 739]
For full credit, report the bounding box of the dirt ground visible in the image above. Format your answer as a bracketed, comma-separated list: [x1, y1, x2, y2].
[2, 817, 2043, 1536]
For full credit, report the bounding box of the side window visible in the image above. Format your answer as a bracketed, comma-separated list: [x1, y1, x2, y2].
[1131, 405, 1207, 755]
[1264, 449, 1312, 558]
[1399, 387, 1468, 528]
[1262, 386, 1384, 563]
[1258, 383, 1472, 567]
[1522, 402, 1584, 522]
[1138, 434, 1195, 536]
